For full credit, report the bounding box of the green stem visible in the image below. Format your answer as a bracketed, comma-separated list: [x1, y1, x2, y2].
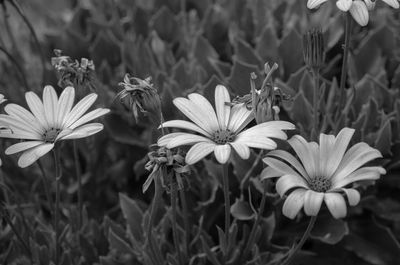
[179, 188, 189, 259]
[312, 69, 320, 139]
[241, 182, 267, 262]
[2, 212, 32, 260]
[239, 150, 263, 194]
[53, 148, 62, 265]
[282, 216, 317, 265]
[337, 13, 352, 124]
[73, 141, 83, 229]
[222, 164, 230, 245]
[37, 160, 54, 217]
[0, 46, 29, 92]
[170, 175, 183, 265]
[10, 0, 46, 87]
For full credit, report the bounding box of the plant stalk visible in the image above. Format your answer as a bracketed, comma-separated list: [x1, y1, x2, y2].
[282, 216, 317, 265]
[312, 69, 320, 139]
[179, 188, 189, 259]
[73, 141, 83, 229]
[37, 160, 54, 217]
[170, 175, 183, 265]
[222, 164, 230, 244]
[53, 148, 62, 265]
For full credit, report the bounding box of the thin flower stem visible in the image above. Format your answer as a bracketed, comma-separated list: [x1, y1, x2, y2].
[312, 69, 320, 139]
[240, 150, 264, 194]
[222, 164, 230, 244]
[9, 0, 46, 87]
[282, 216, 317, 265]
[337, 13, 352, 124]
[1, 2, 20, 56]
[37, 160, 54, 217]
[73, 141, 83, 229]
[2, 211, 32, 260]
[241, 181, 267, 262]
[53, 148, 62, 265]
[179, 188, 189, 259]
[170, 175, 183, 265]
[0, 46, 30, 92]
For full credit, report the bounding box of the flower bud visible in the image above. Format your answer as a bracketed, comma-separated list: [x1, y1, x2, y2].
[364, 0, 376, 10]
[303, 28, 325, 70]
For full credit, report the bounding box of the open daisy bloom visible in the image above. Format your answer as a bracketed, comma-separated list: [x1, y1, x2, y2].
[0, 86, 110, 168]
[307, 0, 399, 26]
[261, 128, 386, 219]
[157, 85, 295, 164]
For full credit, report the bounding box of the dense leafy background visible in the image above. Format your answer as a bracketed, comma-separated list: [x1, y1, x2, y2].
[0, 0, 400, 264]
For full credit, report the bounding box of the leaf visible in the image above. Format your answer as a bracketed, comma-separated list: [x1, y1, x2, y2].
[255, 24, 280, 64]
[193, 35, 220, 77]
[201, 236, 222, 265]
[285, 91, 313, 134]
[108, 228, 134, 254]
[230, 198, 255, 221]
[79, 234, 98, 264]
[278, 29, 303, 80]
[232, 38, 262, 67]
[119, 193, 144, 242]
[89, 31, 122, 67]
[104, 113, 147, 147]
[311, 216, 349, 245]
[374, 119, 392, 156]
[226, 59, 261, 96]
[216, 226, 227, 255]
[150, 6, 180, 43]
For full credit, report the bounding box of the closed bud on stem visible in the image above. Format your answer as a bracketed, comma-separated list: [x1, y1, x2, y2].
[303, 28, 325, 71]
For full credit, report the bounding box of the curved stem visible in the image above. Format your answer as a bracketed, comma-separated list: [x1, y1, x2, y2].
[282, 216, 317, 265]
[337, 13, 352, 125]
[222, 164, 230, 244]
[73, 141, 83, 229]
[10, 0, 46, 87]
[240, 150, 263, 194]
[53, 148, 62, 265]
[312, 69, 320, 139]
[170, 175, 183, 265]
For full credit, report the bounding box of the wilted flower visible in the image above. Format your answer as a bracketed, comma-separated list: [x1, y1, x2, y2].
[157, 85, 295, 165]
[307, 0, 399, 26]
[143, 146, 190, 193]
[0, 86, 109, 168]
[261, 128, 385, 219]
[51, 49, 96, 91]
[117, 74, 162, 123]
[303, 28, 325, 70]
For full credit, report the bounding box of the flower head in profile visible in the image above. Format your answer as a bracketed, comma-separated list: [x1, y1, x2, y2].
[261, 128, 385, 219]
[307, 0, 399, 26]
[0, 93, 6, 167]
[0, 86, 110, 168]
[157, 85, 295, 165]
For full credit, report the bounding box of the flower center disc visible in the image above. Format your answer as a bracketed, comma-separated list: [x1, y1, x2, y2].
[213, 129, 235, 144]
[309, 176, 331, 193]
[43, 128, 60, 143]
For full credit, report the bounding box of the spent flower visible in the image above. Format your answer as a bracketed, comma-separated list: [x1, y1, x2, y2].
[117, 74, 162, 123]
[261, 128, 385, 219]
[303, 28, 325, 70]
[143, 146, 190, 193]
[0, 86, 109, 167]
[157, 85, 295, 165]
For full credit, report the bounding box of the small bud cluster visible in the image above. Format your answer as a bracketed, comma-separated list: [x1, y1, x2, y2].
[143, 146, 190, 193]
[51, 49, 96, 91]
[117, 74, 162, 123]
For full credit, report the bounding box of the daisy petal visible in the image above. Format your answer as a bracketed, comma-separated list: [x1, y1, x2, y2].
[332, 166, 385, 188]
[69, 108, 110, 129]
[276, 174, 309, 197]
[289, 135, 318, 178]
[229, 142, 250, 159]
[63, 93, 97, 128]
[262, 157, 305, 180]
[158, 132, 187, 146]
[236, 136, 277, 150]
[260, 166, 282, 180]
[214, 144, 231, 164]
[325, 128, 354, 178]
[58, 123, 104, 140]
[382, 0, 399, 8]
[166, 133, 213, 149]
[307, 0, 328, 9]
[5, 141, 44, 155]
[215, 85, 231, 130]
[18, 143, 54, 168]
[25, 91, 48, 128]
[0, 115, 42, 140]
[349, 1, 369, 26]
[186, 142, 216, 164]
[342, 188, 360, 206]
[228, 104, 254, 133]
[336, 0, 353, 11]
[319, 133, 335, 178]
[324, 193, 347, 219]
[268, 150, 310, 181]
[43, 85, 59, 128]
[56, 86, 75, 127]
[160, 120, 211, 137]
[4, 104, 43, 134]
[188, 93, 219, 130]
[304, 190, 324, 216]
[282, 189, 306, 219]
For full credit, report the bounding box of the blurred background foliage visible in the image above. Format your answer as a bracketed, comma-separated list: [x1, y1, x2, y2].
[0, 0, 400, 264]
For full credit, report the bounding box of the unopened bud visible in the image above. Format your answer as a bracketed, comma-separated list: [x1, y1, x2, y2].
[303, 28, 325, 70]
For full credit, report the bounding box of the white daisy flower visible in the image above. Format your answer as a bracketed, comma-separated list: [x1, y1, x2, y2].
[261, 127, 386, 219]
[0, 85, 110, 168]
[157, 85, 295, 165]
[307, 0, 399, 26]
[0, 94, 6, 105]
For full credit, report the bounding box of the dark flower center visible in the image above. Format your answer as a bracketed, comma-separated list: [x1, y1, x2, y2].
[213, 129, 235, 144]
[309, 176, 331, 193]
[43, 128, 61, 143]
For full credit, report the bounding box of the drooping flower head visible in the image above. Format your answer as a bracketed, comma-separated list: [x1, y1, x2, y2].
[157, 85, 295, 165]
[307, 0, 399, 26]
[261, 128, 385, 219]
[0, 86, 110, 168]
[117, 74, 162, 123]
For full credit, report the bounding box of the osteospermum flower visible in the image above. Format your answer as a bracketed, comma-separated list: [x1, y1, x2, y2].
[0, 93, 6, 167]
[0, 86, 110, 168]
[261, 127, 386, 219]
[157, 85, 295, 165]
[307, 0, 399, 26]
